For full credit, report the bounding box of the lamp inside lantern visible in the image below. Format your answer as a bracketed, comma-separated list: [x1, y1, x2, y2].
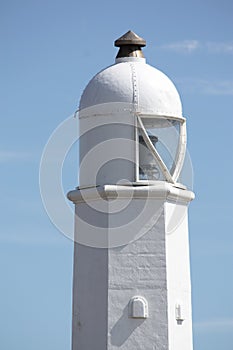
[139, 134, 160, 180]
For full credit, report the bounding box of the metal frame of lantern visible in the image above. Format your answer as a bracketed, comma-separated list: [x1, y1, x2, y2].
[135, 113, 187, 184]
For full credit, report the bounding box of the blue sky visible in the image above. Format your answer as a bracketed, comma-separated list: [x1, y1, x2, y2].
[1, 0, 233, 349]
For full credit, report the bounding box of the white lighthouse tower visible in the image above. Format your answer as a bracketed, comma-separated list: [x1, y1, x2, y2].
[68, 30, 194, 350]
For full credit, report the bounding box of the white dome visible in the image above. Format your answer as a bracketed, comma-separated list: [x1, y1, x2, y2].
[79, 57, 182, 117]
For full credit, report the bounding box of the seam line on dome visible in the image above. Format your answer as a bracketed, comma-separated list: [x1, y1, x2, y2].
[129, 63, 138, 111]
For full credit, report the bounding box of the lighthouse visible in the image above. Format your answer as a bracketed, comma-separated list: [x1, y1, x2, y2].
[68, 30, 194, 350]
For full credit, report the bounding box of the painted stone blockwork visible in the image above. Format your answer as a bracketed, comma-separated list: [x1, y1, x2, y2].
[108, 208, 168, 350]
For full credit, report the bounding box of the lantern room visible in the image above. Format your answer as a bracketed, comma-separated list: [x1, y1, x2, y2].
[78, 31, 187, 188]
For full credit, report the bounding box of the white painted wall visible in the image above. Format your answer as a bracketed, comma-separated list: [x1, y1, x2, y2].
[165, 202, 193, 350]
[72, 201, 109, 350]
[108, 205, 168, 350]
[78, 105, 136, 187]
[71, 186, 194, 350]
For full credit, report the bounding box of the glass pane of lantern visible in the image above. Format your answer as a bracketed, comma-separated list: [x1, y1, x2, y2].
[138, 117, 181, 181]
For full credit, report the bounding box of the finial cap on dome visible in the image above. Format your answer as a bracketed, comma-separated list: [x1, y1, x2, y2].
[114, 30, 146, 47]
[115, 30, 146, 59]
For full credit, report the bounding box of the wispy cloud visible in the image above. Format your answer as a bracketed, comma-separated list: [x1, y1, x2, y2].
[202, 80, 233, 95]
[0, 150, 32, 163]
[161, 40, 200, 53]
[207, 42, 233, 54]
[160, 40, 233, 54]
[194, 318, 233, 332]
[175, 78, 233, 96]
